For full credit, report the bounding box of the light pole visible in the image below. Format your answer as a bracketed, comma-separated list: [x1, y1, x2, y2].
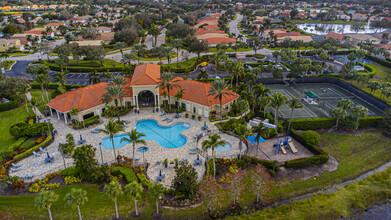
[99, 142, 103, 164]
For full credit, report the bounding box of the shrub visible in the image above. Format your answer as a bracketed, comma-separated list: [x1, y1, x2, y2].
[301, 130, 320, 145]
[0, 95, 21, 111]
[29, 183, 40, 192]
[13, 135, 52, 161]
[268, 128, 277, 138]
[9, 122, 53, 138]
[19, 136, 39, 149]
[61, 167, 80, 177]
[112, 166, 138, 184]
[72, 116, 100, 129]
[358, 116, 383, 128]
[289, 118, 335, 130]
[9, 122, 29, 138]
[64, 176, 82, 185]
[137, 173, 152, 188]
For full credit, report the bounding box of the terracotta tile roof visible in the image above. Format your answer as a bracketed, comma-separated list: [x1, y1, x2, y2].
[202, 37, 236, 44]
[274, 32, 302, 37]
[163, 78, 239, 107]
[47, 82, 110, 113]
[130, 63, 161, 85]
[204, 25, 219, 29]
[325, 32, 345, 41]
[44, 22, 65, 27]
[196, 29, 225, 36]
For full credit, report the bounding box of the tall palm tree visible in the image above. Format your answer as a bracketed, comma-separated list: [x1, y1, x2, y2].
[211, 50, 227, 78]
[101, 85, 124, 121]
[202, 134, 226, 178]
[120, 129, 146, 166]
[269, 92, 289, 130]
[233, 62, 244, 87]
[35, 74, 51, 103]
[35, 191, 59, 220]
[148, 183, 165, 215]
[332, 107, 346, 129]
[64, 188, 88, 220]
[133, 44, 146, 64]
[55, 72, 68, 94]
[234, 124, 251, 160]
[104, 105, 117, 118]
[15, 82, 31, 116]
[337, 98, 353, 111]
[352, 105, 368, 126]
[174, 88, 186, 111]
[156, 72, 181, 110]
[88, 70, 101, 85]
[114, 41, 127, 58]
[253, 124, 269, 157]
[259, 96, 271, 118]
[103, 180, 123, 219]
[30, 97, 41, 122]
[112, 75, 126, 110]
[208, 79, 232, 124]
[148, 25, 160, 47]
[287, 98, 304, 130]
[100, 120, 125, 161]
[124, 181, 143, 217]
[171, 39, 182, 66]
[121, 53, 135, 68]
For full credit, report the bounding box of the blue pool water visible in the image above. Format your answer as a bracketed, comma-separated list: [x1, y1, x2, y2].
[215, 143, 232, 152]
[331, 56, 372, 64]
[101, 120, 191, 149]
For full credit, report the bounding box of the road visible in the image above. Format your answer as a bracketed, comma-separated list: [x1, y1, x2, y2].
[229, 14, 246, 42]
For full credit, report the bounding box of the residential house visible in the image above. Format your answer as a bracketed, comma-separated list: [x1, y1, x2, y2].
[0, 39, 25, 52]
[325, 32, 346, 42]
[352, 13, 367, 21]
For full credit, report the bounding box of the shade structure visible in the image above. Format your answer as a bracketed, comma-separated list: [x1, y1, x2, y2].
[247, 135, 266, 144]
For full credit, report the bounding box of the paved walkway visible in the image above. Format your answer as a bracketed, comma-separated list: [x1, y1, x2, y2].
[10, 109, 240, 188]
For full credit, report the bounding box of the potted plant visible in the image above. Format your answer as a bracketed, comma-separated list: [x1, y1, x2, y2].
[198, 116, 201, 121]
[155, 104, 159, 112]
[174, 158, 178, 166]
[185, 113, 189, 118]
[164, 158, 168, 168]
[192, 115, 196, 120]
[170, 160, 174, 168]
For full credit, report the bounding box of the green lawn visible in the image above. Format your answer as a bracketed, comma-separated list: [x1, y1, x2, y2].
[267, 130, 391, 199]
[368, 63, 391, 80]
[209, 47, 252, 52]
[0, 89, 56, 152]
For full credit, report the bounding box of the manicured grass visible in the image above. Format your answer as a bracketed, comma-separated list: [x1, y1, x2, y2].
[4, 60, 15, 70]
[368, 63, 391, 80]
[0, 89, 56, 152]
[209, 47, 252, 52]
[48, 59, 121, 68]
[267, 130, 391, 199]
[134, 52, 178, 61]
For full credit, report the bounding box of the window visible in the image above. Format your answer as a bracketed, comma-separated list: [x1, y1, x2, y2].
[193, 107, 196, 113]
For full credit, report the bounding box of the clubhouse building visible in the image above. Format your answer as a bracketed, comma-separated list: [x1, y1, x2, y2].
[47, 63, 239, 123]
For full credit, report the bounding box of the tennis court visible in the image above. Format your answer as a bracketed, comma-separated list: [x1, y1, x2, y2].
[265, 83, 384, 119]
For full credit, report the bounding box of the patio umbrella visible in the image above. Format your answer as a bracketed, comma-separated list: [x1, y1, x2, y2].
[204, 121, 206, 126]
[80, 134, 82, 140]
[159, 170, 162, 176]
[137, 146, 149, 164]
[47, 152, 50, 158]
[197, 154, 199, 160]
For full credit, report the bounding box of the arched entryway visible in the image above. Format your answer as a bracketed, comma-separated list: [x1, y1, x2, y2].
[138, 90, 155, 107]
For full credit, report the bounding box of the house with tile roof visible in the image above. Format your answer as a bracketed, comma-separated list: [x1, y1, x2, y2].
[47, 63, 239, 122]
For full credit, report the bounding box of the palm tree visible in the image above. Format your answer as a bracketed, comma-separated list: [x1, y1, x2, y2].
[64, 188, 88, 220]
[235, 124, 251, 160]
[35, 191, 59, 220]
[259, 96, 271, 118]
[114, 41, 127, 58]
[171, 39, 182, 66]
[148, 183, 165, 215]
[104, 180, 123, 219]
[100, 120, 125, 161]
[332, 107, 346, 129]
[121, 53, 135, 68]
[352, 105, 368, 126]
[133, 44, 146, 64]
[120, 129, 146, 166]
[233, 62, 244, 87]
[287, 98, 304, 130]
[269, 92, 288, 130]
[15, 82, 31, 116]
[35, 74, 51, 103]
[211, 50, 227, 78]
[124, 181, 143, 217]
[101, 85, 124, 121]
[112, 75, 126, 110]
[253, 124, 270, 157]
[202, 134, 226, 177]
[88, 70, 101, 85]
[148, 25, 161, 47]
[30, 97, 41, 122]
[337, 98, 353, 111]
[174, 88, 186, 111]
[156, 72, 181, 110]
[55, 72, 68, 94]
[208, 79, 232, 124]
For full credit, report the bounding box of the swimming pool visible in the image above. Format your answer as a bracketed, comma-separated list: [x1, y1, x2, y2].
[100, 119, 191, 149]
[331, 56, 372, 64]
[215, 143, 232, 152]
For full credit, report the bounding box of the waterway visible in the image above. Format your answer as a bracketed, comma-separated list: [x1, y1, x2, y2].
[297, 23, 387, 35]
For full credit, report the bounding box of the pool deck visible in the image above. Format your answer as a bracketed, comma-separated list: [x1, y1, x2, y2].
[10, 108, 241, 188]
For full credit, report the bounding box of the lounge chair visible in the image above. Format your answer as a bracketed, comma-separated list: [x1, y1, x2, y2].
[135, 157, 140, 161]
[167, 117, 173, 123]
[91, 128, 99, 133]
[28, 174, 34, 179]
[39, 147, 47, 153]
[183, 158, 188, 161]
[33, 151, 41, 156]
[156, 160, 161, 164]
[123, 122, 129, 127]
[162, 116, 168, 121]
[160, 111, 165, 116]
[20, 174, 27, 180]
[189, 147, 197, 151]
[189, 151, 197, 154]
[11, 167, 21, 172]
[12, 163, 22, 167]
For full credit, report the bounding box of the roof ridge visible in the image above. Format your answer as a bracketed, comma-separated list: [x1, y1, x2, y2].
[78, 87, 86, 109]
[204, 83, 210, 107]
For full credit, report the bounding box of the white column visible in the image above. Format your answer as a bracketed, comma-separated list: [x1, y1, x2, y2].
[56, 110, 60, 120]
[154, 95, 157, 106]
[49, 107, 53, 116]
[64, 113, 68, 124]
[135, 96, 139, 109]
[132, 96, 135, 106]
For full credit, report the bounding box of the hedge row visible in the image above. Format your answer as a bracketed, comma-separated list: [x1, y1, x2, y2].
[241, 155, 278, 172]
[112, 167, 138, 184]
[0, 95, 21, 111]
[365, 55, 391, 69]
[72, 115, 100, 129]
[137, 173, 153, 188]
[13, 135, 52, 161]
[284, 129, 329, 168]
[0, 137, 28, 162]
[358, 116, 384, 128]
[43, 61, 125, 72]
[30, 82, 86, 90]
[289, 118, 335, 130]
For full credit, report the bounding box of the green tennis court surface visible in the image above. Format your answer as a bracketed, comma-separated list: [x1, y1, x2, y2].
[265, 83, 384, 119]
